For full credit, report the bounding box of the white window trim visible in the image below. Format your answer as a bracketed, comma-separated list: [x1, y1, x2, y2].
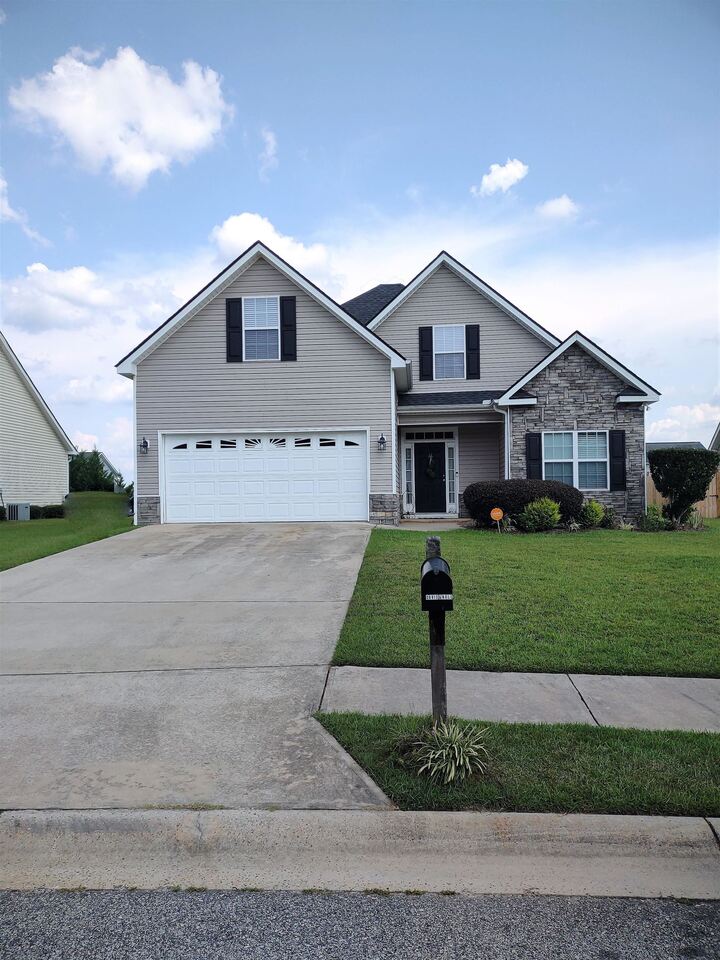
[242, 295, 281, 362]
[432, 324, 466, 381]
[401, 428, 460, 516]
[542, 429, 610, 492]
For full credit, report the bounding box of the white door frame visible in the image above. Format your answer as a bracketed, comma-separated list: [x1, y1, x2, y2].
[400, 427, 459, 517]
[158, 427, 371, 523]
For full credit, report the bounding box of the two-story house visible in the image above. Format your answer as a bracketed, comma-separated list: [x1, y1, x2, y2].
[116, 242, 659, 525]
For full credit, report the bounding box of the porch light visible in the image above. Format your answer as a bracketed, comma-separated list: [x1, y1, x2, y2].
[138, 437, 149, 456]
[377, 433, 387, 452]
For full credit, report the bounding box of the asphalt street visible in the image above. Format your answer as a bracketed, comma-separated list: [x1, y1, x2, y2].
[1, 890, 718, 960]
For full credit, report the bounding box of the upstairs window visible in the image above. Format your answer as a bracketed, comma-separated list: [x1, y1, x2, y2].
[243, 296, 280, 361]
[433, 325, 465, 380]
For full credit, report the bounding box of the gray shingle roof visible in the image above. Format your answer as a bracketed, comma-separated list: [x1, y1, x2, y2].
[342, 284, 404, 325]
[398, 390, 532, 407]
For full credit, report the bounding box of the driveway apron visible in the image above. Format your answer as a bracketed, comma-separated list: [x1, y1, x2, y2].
[0, 524, 388, 810]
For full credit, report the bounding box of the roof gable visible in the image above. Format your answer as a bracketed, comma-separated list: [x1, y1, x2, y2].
[0, 332, 76, 453]
[496, 331, 661, 406]
[367, 251, 560, 348]
[116, 242, 408, 378]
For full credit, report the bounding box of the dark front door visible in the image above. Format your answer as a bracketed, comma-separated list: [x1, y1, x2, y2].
[414, 442, 447, 513]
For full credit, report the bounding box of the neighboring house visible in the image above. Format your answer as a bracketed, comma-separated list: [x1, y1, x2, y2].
[645, 441, 705, 472]
[0, 331, 76, 507]
[710, 422, 720, 453]
[116, 243, 660, 525]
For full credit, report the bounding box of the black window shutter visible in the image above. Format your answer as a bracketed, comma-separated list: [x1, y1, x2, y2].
[609, 429, 626, 491]
[226, 299, 243, 362]
[526, 432, 542, 479]
[280, 296, 297, 361]
[419, 326, 433, 381]
[465, 324, 480, 379]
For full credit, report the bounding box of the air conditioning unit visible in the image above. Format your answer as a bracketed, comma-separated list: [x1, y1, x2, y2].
[7, 503, 30, 521]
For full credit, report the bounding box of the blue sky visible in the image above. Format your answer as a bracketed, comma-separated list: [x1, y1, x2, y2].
[1, 0, 718, 478]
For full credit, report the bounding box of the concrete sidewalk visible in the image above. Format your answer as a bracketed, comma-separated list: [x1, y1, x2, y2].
[321, 666, 720, 732]
[2, 809, 719, 898]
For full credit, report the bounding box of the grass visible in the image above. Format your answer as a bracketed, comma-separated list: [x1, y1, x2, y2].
[319, 712, 720, 816]
[0, 491, 133, 571]
[333, 521, 720, 677]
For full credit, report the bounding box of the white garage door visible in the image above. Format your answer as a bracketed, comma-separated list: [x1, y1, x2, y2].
[163, 431, 368, 523]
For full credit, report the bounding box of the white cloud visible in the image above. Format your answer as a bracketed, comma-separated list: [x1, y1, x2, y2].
[536, 194, 579, 220]
[0, 170, 49, 244]
[9, 47, 232, 190]
[72, 430, 99, 451]
[647, 404, 720, 444]
[258, 127, 278, 181]
[0, 9, 6, 25]
[211, 212, 330, 276]
[471, 158, 528, 197]
[59, 375, 132, 404]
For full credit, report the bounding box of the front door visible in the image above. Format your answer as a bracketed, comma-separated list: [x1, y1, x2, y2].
[414, 442, 447, 513]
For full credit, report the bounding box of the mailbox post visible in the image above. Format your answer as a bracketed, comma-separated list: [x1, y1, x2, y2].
[420, 538, 453, 724]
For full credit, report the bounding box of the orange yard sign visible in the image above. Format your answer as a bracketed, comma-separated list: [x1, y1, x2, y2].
[490, 507, 504, 522]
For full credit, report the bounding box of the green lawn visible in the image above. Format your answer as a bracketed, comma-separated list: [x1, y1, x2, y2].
[319, 712, 720, 816]
[0, 492, 133, 571]
[333, 521, 720, 677]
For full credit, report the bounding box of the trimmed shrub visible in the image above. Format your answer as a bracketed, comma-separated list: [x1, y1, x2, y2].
[517, 497, 561, 532]
[463, 479, 582, 526]
[648, 447, 720, 526]
[29, 504, 44, 520]
[0, 506, 5, 521]
[580, 499, 605, 528]
[638, 504, 668, 532]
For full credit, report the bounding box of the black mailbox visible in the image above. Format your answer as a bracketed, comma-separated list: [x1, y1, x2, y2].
[420, 556, 453, 612]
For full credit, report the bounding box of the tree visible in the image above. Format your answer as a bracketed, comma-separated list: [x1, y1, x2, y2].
[648, 448, 720, 526]
[69, 450, 115, 492]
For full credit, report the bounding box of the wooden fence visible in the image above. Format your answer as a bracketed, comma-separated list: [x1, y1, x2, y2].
[646, 470, 720, 519]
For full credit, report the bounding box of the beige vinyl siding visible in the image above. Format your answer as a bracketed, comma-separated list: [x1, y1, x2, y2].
[378, 265, 551, 394]
[136, 257, 394, 498]
[0, 347, 70, 505]
[458, 423, 503, 492]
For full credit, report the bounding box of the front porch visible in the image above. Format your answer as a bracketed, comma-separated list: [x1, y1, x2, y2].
[397, 413, 505, 519]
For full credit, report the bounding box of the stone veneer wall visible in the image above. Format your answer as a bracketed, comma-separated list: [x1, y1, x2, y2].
[137, 496, 161, 525]
[137, 494, 400, 526]
[508, 345, 646, 518]
[370, 493, 401, 525]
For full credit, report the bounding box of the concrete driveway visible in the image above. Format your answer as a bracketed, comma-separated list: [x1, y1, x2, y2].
[0, 524, 388, 811]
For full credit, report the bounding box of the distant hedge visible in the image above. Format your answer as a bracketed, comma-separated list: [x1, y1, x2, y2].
[29, 504, 65, 520]
[463, 479, 583, 526]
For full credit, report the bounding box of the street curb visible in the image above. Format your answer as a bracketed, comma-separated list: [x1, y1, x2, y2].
[2, 809, 719, 898]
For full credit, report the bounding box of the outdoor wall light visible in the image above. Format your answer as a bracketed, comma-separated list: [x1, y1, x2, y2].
[377, 433, 387, 452]
[138, 437, 149, 456]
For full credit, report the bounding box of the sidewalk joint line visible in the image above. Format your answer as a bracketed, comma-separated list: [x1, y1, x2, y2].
[0, 663, 329, 679]
[566, 675, 600, 726]
[317, 666, 333, 713]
